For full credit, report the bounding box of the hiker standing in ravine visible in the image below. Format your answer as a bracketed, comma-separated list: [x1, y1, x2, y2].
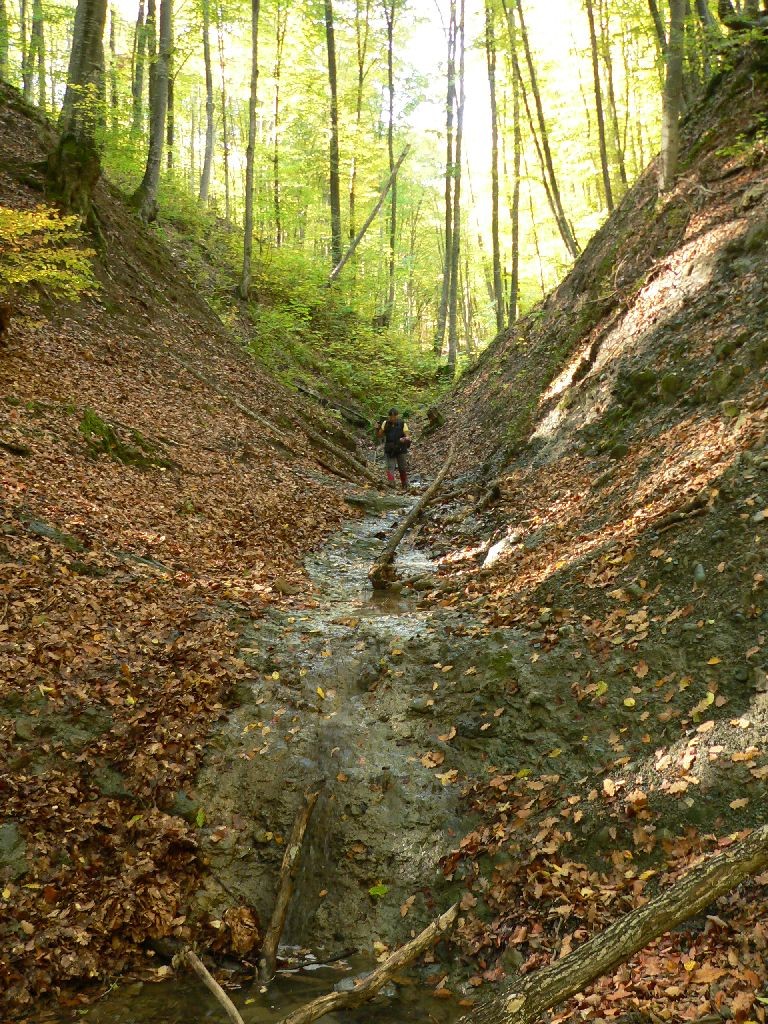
[377, 407, 411, 491]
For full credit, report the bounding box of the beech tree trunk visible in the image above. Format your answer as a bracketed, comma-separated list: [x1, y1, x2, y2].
[29, 0, 45, 109]
[383, 0, 397, 326]
[240, 0, 260, 299]
[586, 0, 612, 212]
[433, 0, 456, 356]
[648, 0, 667, 54]
[660, 0, 685, 192]
[485, 0, 504, 332]
[349, 0, 371, 243]
[48, 0, 108, 218]
[446, 0, 465, 376]
[507, 37, 521, 326]
[216, 5, 231, 224]
[131, 0, 171, 222]
[513, 0, 579, 258]
[599, 0, 628, 191]
[0, 0, 8, 80]
[166, 15, 174, 170]
[108, 5, 118, 131]
[272, 0, 287, 246]
[20, 0, 32, 99]
[457, 826, 768, 1024]
[199, 0, 214, 202]
[324, 0, 343, 268]
[130, 0, 146, 135]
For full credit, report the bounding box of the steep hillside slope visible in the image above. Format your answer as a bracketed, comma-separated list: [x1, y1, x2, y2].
[0, 83, 375, 1013]
[409, 45, 768, 1023]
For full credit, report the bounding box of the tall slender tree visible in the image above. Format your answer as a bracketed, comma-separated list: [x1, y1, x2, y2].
[271, 0, 287, 245]
[446, 0, 465, 375]
[660, 0, 685, 191]
[513, 0, 580, 257]
[20, 0, 32, 99]
[131, 0, 147, 135]
[433, 0, 456, 355]
[382, 0, 397, 325]
[0, 0, 8, 80]
[585, 0, 613, 211]
[240, 0, 260, 298]
[29, 0, 45, 110]
[131, 0, 172, 221]
[506, 27, 522, 326]
[485, 0, 504, 332]
[216, 3, 231, 223]
[198, 0, 214, 202]
[324, 0, 343, 268]
[349, 0, 371, 242]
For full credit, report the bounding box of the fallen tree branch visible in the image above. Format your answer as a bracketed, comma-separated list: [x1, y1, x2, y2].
[181, 948, 245, 1024]
[169, 352, 382, 488]
[457, 825, 768, 1024]
[328, 147, 411, 285]
[274, 903, 459, 1024]
[258, 788, 323, 984]
[368, 446, 455, 590]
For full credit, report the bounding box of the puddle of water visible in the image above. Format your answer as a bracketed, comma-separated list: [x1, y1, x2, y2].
[35, 955, 461, 1024]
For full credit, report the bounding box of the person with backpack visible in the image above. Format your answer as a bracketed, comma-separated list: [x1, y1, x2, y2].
[376, 407, 411, 491]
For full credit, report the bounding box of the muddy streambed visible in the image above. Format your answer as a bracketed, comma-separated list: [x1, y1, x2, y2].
[38, 490, 607, 1023]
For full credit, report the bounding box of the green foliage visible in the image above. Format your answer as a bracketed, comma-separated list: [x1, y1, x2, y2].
[0, 204, 96, 300]
[368, 882, 389, 899]
[715, 114, 768, 163]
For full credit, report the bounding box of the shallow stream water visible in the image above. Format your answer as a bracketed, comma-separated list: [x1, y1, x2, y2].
[36, 492, 466, 1024]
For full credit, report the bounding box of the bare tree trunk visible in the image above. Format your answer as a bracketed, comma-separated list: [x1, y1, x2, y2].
[456, 826, 768, 1024]
[485, 0, 504, 332]
[513, 0, 579, 257]
[199, 0, 214, 202]
[130, 0, 146, 135]
[108, 5, 118, 131]
[433, 0, 456, 355]
[166, 21, 174, 170]
[29, 0, 45, 109]
[598, 0, 628, 191]
[349, 0, 371, 242]
[0, 0, 8, 81]
[648, 0, 668, 54]
[48, 0, 108, 218]
[586, 0, 613, 212]
[507, 38, 521, 326]
[240, 0, 260, 299]
[324, 0, 343, 268]
[446, 0, 465, 376]
[660, 0, 685, 191]
[0, 0, 8, 80]
[272, 0, 287, 246]
[20, 0, 32, 99]
[131, 0, 171, 221]
[216, 5, 231, 224]
[383, 0, 397, 326]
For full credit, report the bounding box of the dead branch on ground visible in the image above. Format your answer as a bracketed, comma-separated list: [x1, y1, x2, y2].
[368, 446, 455, 589]
[274, 903, 459, 1024]
[456, 825, 768, 1024]
[258, 788, 323, 984]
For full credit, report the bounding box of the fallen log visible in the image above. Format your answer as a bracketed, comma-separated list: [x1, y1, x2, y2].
[258, 788, 323, 984]
[457, 825, 768, 1024]
[274, 902, 459, 1024]
[181, 948, 245, 1024]
[368, 446, 455, 590]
